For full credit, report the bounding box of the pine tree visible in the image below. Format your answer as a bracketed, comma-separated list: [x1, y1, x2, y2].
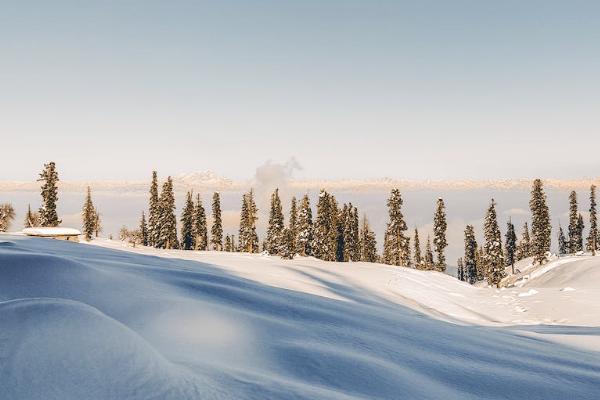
[0, 204, 16, 232]
[457, 257, 465, 281]
[382, 189, 410, 267]
[238, 189, 259, 253]
[289, 197, 298, 256]
[193, 194, 208, 250]
[516, 222, 532, 261]
[359, 215, 378, 262]
[576, 214, 585, 252]
[148, 171, 160, 247]
[313, 190, 337, 261]
[94, 210, 102, 238]
[335, 200, 345, 262]
[433, 198, 448, 271]
[475, 246, 486, 281]
[529, 179, 551, 264]
[349, 206, 360, 261]
[424, 235, 434, 269]
[82, 186, 96, 241]
[558, 224, 567, 256]
[587, 185, 598, 254]
[505, 219, 517, 274]
[157, 177, 179, 249]
[180, 191, 195, 250]
[23, 204, 39, 228]
[38, 161, 61, 227]
[211, 192, 223, 251]
[568, 191, 580, 254]
[140, 211, 148, 246]
[413, 228, 422, 267]
[483, 199, 505, 287]
[296, 194, 313, 256]
[464, 225, 478, 284]
[280, 228, 295, 259]
[224, 234, 233, 252]
[266, 188, 285, 255]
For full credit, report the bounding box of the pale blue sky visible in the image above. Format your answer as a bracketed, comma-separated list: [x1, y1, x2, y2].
[1, 0, 599, 181]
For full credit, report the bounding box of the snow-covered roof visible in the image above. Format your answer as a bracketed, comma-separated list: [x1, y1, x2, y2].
[22, 227, 81, 237]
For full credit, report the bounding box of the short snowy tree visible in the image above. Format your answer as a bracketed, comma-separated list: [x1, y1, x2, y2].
[516, 222, 532, 261]
[140, 211, 148, 246]
[529, 179, 551, 264]
[558, 225, 567, 256]
[568, 191, 581, 254]
[23, 204, 39, 228]
[413, 228, 422, 267]
[296, 194, 313, 256]
[0, 204, 15, 232]
[238, 190, 259, 253]
[148, 171, 160, 247]
[38, 161, 61, 227]
[433, 198, 448, 271]
[483, 199, 505, 287]
[82, 186, 96, 241]
[211, 192, 223, 251]
[359, 215, 378, 262]
[457, 257, 465, 281]
[587, 185, 598, 254]
[157, 177, 179, 249]
[383, 189, 410, 267]
[505, 219, 517, 274]
[313, 190, 338, 261]
[180, 191, 195, 250]
[266, 188, 285, 255]
[463, 225, 478, 284]
[193, 194, 208, 251]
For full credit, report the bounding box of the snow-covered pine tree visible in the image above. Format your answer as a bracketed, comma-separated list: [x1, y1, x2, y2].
[576, 214, 585, 252]
[289, 197, 298, 256]
[340, 203, 350, 262]
[587, 185, 598, 254]
[505, 219, 517, 274]
[382, 189, 409, 267]
[334, 199, 345, 262]
[238, 190, 259, 253]
[313, 190, 337, 261]
[193, 194, 208, 250]
[433, 198, 448, 271]
[529, 179, 551, 264]
[211, 192, 223, 251]
[359, 214, 378, 262]
[413, 228, 422, 267]
[464, 225, 478, 284]
[280, 227, 295, 259]
[558, 224, 567, 256]
[180, 191, 195, 250]
[140, 211, 148, 246]
[296, 194, 313, 256]
[457, 257, 465, 281]
[82, 186, 96, 240]
[37, 161, 61, 227]
[94, 210, 102, 238]
[266, 188, 285, 255]
[157, 177, 179, 249]
[475, 246, 486, 281]
[516, 222, 531, 261]
[148, 171, 160, 247]
[349, 206, 360, 261]
[483, 199, 505, 287]
[0, 204, 16, 232]
[224, 234, 233, 252]
[424, 235, 434, 269]
[568, 191, 580, 254]
[23, 204, 39, 228]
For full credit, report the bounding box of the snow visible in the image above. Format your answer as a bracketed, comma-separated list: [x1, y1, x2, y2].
[1, 235, 600, 399]
[22, 227, 81, 236]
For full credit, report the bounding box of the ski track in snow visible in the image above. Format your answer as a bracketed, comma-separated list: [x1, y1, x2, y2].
[1, 235, 600, 400]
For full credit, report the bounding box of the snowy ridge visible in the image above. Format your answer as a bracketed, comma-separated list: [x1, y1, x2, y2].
[1, 236, 600, 399]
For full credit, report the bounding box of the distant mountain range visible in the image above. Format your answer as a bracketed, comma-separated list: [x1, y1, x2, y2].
[1, 171, 599, 193]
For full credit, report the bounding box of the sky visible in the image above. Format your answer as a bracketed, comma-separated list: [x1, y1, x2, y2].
[1, 0, 599, 181]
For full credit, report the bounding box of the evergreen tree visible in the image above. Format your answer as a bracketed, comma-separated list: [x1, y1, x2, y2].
[23, 204, 39, 228]
[0, 204, 16, 232]
[576, 214, 585, 252]
[382, 189, 410, 267]
[94, 210, 102, 238]
[193, 194, 208, 250]
[483, 199, 505, 287]
[568, 191, 580, 254]
[558, 224, 567, 256]
[82, 186, 96, 241]
[180, 191, 195, 250]
[266, 188, 285, 255]
[38, 161, 61, 227]
[335, 200, 345, 262]
[529, 179, 551, 264]
[516, 222, 532, 261]
[457, 257, 465, 281]
[505, 219, 517, 274]
[280, 228, 295, 259]
[313, 190, 337, 261]
[359, 215, 378, 262]
[211, 192, 223, 251]
[413, 228, 422, 267]
[224, 234, 233, 252]
[464, 225, 478, 284]
[475, 246, 486, 281]
[148, 171, 160, 247]
[424, 235, 434, 269]
[157, 177, 179, 249]
[140, 211, 148, 246]
[349, 206, 360, 261]
[433, 198, 448, 271]
[296, 194, 313, 256]
[587, 185, 598, 254]
[289, 197, 298, 256]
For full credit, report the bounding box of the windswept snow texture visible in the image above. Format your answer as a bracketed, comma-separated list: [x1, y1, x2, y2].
[1, 236, 600, 399]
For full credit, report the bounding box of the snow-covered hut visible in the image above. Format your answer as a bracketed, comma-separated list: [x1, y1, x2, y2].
[22, 227, 81, 242]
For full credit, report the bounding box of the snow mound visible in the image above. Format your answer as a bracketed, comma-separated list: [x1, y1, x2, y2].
[1, 236, 600, 399]
[0, 298, 202, 400]
[22, 227, 81, 236]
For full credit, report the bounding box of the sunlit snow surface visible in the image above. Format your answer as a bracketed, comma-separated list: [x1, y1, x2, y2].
[1, 235, 599, 399]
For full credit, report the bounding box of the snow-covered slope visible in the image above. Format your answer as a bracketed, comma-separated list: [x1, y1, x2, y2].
[1, 236, 599, 399]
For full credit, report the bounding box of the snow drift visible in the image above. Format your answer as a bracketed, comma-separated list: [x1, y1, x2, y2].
[1, 236, 599, 399]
